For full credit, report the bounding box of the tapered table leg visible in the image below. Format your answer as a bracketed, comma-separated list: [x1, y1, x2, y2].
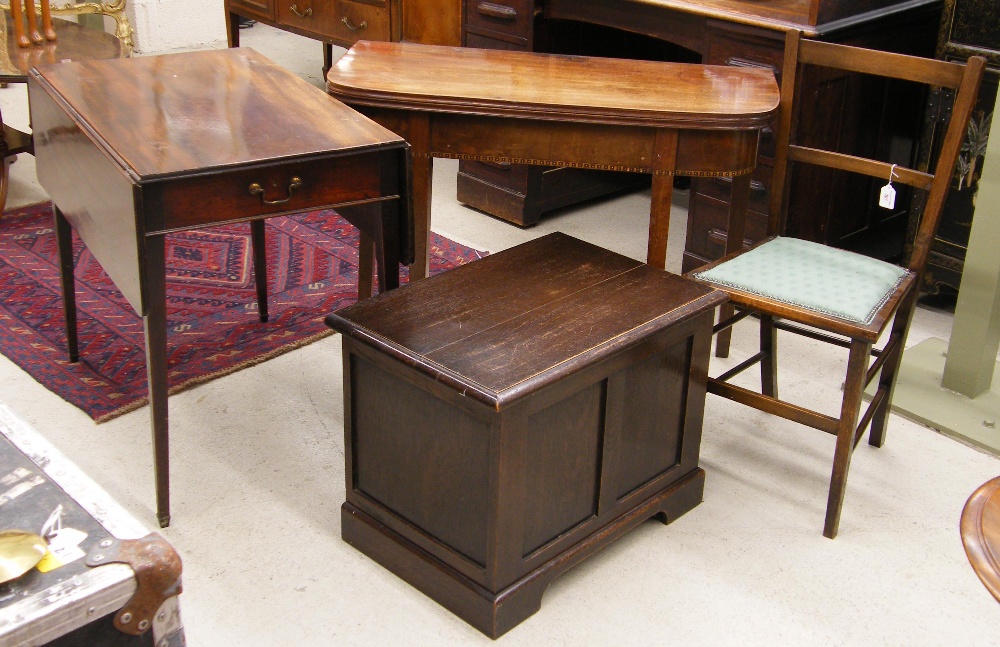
[250, 219, 268, 322]
[54, 206, 79, 363]
[141, 235, 171, 528]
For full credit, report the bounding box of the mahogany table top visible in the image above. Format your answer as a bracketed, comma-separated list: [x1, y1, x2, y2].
[327, 40, 779, 130]
[0, 9, 123, 82]
[29, 47, 405, 181]
[962, 475, 1000, 602]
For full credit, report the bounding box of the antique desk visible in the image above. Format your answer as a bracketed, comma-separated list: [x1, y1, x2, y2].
[327, 40, 779, 279]
[225, 0, 463, 75]
[28, 47, 411, 527]
[462, 0, 943, 269]
[327, 233, 726, 637]
[0, 9, 125, 214]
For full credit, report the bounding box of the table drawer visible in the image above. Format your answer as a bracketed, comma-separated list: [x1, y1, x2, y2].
[465, 0, 532, 40]
[693, 163, 772, 215]
[276, 0, 390, 43]
[154, 151, 400, 232]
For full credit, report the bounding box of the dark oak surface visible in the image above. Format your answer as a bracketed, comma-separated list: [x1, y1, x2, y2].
[328, 40, 778, 279]
[328, 232, 723, 637]
[962, 475, 1000, 603]
[29, 47, 412, 527]
[332, 232, 725, 405]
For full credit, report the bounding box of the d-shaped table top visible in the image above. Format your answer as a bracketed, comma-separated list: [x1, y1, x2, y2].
[327, 40, 779, 129]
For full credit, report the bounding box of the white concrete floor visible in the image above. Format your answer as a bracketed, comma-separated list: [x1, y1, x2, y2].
[3, 23, 1000, 646]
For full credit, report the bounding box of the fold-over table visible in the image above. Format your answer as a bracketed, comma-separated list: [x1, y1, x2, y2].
[327, 40, 780, 279]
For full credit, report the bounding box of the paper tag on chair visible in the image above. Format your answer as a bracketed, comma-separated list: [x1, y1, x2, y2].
[878, 183, 896, 209]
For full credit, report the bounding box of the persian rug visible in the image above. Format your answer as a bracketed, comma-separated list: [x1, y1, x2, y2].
[0, 202, 484, 422]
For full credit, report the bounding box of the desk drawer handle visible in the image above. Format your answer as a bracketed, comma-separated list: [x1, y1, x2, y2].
[342, 16, 367, 31]
[477, 2, 517, 20]
[290, 4, 312, 17]
[249, 177, 303, 205]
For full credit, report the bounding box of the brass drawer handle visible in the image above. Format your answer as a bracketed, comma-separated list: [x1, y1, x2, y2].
[249, 177, 303, 205]
[477, 1, 517, 20]
[342, 16, 367, 31]
[290, 4, 312, 17]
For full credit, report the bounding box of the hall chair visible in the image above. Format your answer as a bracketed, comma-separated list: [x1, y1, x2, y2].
[688, 30, 985, 538]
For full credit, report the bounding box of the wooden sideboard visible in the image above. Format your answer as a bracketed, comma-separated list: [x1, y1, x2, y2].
[915, 0, 999, 295]
[460, 0, 943, 270]
[226, 0, 462, 71]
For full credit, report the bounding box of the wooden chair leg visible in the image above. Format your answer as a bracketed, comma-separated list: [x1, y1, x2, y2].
[869, 300, 916, 448]
[824, 339, 872, 539]
[760, 314, 778, 398]
[715, 303, 734, 358]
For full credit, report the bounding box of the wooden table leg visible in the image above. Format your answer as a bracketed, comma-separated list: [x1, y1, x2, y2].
[250, 219, 268, 322]
[54, 206, 79, 363]
[714, 174, 752, 358]
[408, 113, 432, 281]
[647, 130, 679, 270]
[141, 235, 171, 528]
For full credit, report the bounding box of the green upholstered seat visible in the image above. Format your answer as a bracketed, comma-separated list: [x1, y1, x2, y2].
[694, 237, 908, 325]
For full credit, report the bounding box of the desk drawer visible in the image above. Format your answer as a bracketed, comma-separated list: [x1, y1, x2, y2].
[276, 0, 390, 43]
[154, 151, 400, 232]
[466, 0, 532, 40]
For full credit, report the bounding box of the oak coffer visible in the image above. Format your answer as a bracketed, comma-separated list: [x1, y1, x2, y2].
[325, 232, 726, 637]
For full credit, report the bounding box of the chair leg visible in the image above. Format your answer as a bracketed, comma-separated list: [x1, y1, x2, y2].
[760, 314, 778, 398]
[824, 339, 872, 539]
[869, 299, 916, 448]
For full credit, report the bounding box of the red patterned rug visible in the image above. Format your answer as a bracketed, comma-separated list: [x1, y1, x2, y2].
[0, 202, 484, 422]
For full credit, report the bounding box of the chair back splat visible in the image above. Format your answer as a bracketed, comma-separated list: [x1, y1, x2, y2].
[689, 29, 985, 538]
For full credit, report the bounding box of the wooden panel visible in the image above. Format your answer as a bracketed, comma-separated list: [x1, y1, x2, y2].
[522, 384, 603, 555]
[614, 342, 688, 499]
[28, 77, 142, 313]
[351, 354, 491, 567]
[403, 0, 462, 45]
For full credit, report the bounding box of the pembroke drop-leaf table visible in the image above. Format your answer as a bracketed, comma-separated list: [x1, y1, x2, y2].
[28, 47, 412, 527]
[326, 40, 780, 279]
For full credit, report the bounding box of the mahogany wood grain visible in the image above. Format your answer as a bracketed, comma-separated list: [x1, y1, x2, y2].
[962, 476, 1000, 603]
[328, 40, 778, 277]
[29, 48, 412, 527]
[328, 233, 723, 637]
[330, 41, 778, 127]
